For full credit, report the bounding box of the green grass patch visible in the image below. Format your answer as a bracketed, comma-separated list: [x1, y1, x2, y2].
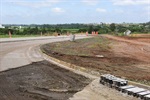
[42, 36, 112, 56]
[62, 29, 79, 31]
[62, 29, 79, 33]
[0, 34, 41, 38]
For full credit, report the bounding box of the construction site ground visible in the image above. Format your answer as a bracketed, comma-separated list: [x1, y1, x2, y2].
[0, 60, 91, 100]
[0, 34, 149, 100]
[41, 34, 150, 85]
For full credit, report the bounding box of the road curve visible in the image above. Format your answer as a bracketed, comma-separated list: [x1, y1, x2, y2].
[0, 35, 87, 71]
[0, 35, 139, 100]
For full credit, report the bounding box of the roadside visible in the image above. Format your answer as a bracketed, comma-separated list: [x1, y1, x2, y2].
[0, 36, 68, 43]
[69, 79, 137, 100]
[0, 34, 87, 43]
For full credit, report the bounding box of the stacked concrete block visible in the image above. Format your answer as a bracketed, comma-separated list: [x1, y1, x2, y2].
[112, 78, 128, 89]
[125, 87, 146, 96]
[144, 94, 150, 100]
[100, 74, 128, 88]
[119, 85, 135, 92]
[136, 91, 150, 99]
[99, 74, 150, 100]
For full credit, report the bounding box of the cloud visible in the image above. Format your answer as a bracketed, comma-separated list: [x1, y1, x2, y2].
[51, 7, 65, 13]
[111, 0, 149, 5]
[81, 0, 99, 5]
[114, 9, 124, 13]
[96, 8, 107, 13]
[144, 6, 150, 15]
[144, 6, 150, 11]
[9, 0, 60, 8]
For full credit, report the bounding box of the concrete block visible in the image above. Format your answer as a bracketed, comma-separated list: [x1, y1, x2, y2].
[119, 85, 135, 92]
[126, 87, 146, 96]
[136, 90, 150, 99]
[144, 94, 150, 100]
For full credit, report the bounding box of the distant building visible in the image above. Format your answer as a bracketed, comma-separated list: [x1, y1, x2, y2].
[0, 24, 5, 28]
[124, 30, 131, 36]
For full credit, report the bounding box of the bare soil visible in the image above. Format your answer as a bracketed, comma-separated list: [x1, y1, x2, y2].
[41, 35, 150, 85]
[121, 36, 150, 43]
[0, 60, 91, 100]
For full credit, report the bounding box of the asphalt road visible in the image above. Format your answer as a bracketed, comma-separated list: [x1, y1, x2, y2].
[0, 35, 87, 71]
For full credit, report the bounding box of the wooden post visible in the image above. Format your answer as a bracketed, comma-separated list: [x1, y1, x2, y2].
[9, 30, 12, 38]
[41, 32, 43, 36]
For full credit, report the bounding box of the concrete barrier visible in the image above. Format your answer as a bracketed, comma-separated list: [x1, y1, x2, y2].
[136, 90, 150, 99]
[100, 74, 128, 88]
[125, 87, 146, 96]
[100, 74, 150, 99]
[144, 94, 150, 100]
[70, 34, 75, 41]
[119, 85, 135, 92]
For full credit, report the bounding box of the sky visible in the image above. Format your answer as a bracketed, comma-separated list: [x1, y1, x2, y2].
[0, 0, 150, 24]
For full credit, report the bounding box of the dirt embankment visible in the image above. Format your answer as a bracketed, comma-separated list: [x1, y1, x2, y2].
[41, 35, 150, 85]
[104, 34, 150, 63]
[0, 60, 91, 100]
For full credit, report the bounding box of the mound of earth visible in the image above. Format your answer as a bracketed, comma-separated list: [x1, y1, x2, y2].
[41, 35, 150, 85]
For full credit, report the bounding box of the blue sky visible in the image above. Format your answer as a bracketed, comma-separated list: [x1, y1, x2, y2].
[0, 0, 150, 24]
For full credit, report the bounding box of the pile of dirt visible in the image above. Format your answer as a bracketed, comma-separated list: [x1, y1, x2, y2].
[0, 60, 91, 100]
[41, 35, 150, 85]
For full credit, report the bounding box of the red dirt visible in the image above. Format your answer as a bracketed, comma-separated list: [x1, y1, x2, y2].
[41, 35, 150, 85]
[104, 35, 150, 63]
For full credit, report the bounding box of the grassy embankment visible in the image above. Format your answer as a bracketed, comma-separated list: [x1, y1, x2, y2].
[41, 36, 150, 85]
[45, 36, 111, 56]
[0, 35, 41, 38]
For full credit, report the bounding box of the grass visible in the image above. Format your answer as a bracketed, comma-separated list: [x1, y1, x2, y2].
[43, 36, 112, 56]
[62, 29, 79, 33]
[62, 29, 79, 31]
[0, 34, 42, 38]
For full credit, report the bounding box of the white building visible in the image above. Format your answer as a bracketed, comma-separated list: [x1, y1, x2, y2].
[0, 24, 5, 28]
[124, 30, 131, 36]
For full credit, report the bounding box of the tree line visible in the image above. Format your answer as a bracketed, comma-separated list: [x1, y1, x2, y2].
[0, 22, 150, 35]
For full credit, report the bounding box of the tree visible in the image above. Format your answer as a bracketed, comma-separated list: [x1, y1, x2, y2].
[62, 30, 67, 34]
[55, 28, 61, 33]
[88, 25, 93, 34]
[93, 27, 99, 32]
[41, 28, 47, 34]
[78, 28, 87, 33]
[0, 28, 8, 35]
[117, 25, 127, 33]
[110, 23, 116, 32]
